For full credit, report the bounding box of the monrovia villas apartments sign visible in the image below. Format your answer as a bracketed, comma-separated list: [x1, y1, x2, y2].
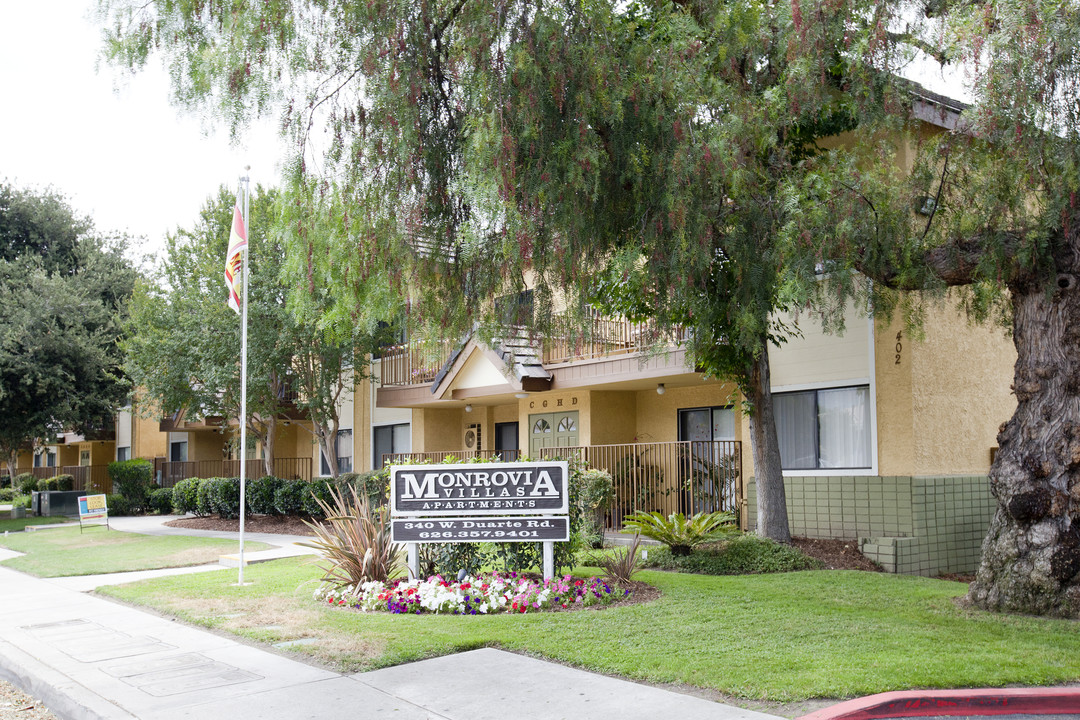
[390, 461, 570, 579]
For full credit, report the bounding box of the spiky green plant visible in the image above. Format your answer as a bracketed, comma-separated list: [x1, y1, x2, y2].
[621, 510, 738, 556]
[299, 485, 404, 588]
[588, 533, 643, 584]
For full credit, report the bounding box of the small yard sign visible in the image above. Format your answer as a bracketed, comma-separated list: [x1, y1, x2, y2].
[78, 494, 109, 532]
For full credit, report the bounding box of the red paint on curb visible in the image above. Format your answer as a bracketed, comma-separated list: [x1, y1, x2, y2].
[797, 688, 1080, 720]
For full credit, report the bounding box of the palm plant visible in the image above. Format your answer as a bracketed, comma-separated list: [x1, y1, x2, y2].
[621, 510, 738, 556]
[299, 485, 404, 588]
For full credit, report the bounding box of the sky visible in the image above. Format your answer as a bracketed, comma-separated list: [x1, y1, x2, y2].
[0, 0, 285, 267]
[0, 2, 971, 271]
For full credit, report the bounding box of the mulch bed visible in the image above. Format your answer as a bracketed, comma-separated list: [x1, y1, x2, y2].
[790, 537, 883, 572]
[165, 514, 317, 535]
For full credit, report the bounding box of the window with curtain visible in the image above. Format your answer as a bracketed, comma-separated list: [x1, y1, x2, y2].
[322, 429, 354, 475]
[774, 385, 871, 470]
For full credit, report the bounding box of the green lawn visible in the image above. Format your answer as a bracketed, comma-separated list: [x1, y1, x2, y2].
[97, 558, 1080, 701]
[0, 526, 270, 577]
[0, 516, 73, 533]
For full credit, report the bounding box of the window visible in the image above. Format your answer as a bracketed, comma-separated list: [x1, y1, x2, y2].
[373, 423, 410, 469]
[170, 441, 188, 463]
[117, 447, 131, 462]
[678, 406, 736, 442]
[79, 450, 91, 467]
[774, 385, 871, 470]
[321, 429, 354, 476]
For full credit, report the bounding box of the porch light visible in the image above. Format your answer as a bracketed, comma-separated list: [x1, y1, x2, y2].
[465, 404, 473, 413]
[656, 383, 665, 395]
[514, 393, 529, 399]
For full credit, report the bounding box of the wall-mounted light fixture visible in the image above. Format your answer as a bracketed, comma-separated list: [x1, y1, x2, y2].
[514, 393, 529, 399]
[656, 383, 666, 395]
[465, 404, 473, 413]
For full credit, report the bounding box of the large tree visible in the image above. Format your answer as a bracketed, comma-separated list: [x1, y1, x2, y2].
[0, 183, 136, 478]
[100, 0, 1080, 615]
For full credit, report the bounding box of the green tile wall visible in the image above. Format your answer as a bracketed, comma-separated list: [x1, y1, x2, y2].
[745, 475, 995, 576]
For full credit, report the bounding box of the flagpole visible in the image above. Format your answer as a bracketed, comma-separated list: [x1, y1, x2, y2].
[238, 168, 251, 586]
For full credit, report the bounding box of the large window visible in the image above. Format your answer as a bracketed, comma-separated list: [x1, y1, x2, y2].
[321, 429, 354, 476]
[373, 423, 411, 469]
[774, 385, 871, 470]
[117, 446, 131, 462]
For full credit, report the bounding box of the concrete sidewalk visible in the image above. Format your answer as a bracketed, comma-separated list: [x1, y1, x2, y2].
[0, 518, 783, 720]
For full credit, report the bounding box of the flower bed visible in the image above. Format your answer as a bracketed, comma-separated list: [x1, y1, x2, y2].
[315, 572, 629, 615]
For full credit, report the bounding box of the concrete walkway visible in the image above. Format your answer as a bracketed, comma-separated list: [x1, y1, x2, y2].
[0, 515, 783, 720]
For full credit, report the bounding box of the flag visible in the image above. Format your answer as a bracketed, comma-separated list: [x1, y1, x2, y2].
[224, 202, 248, 314]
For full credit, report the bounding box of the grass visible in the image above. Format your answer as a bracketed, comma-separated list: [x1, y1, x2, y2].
[0, 516, 73, 533]
[0, 526, 270, 577]
[97, 557, 1080, 701]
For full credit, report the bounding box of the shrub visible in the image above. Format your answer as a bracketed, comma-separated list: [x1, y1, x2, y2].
[639, 535, 822, 575]
[204, 477, 242, 519]
[12, 494, 31, 510]
[106, 493, 132, 517]
[0, 488, 13, 502]
[274, 479, 309, 516]
[622, 509, 739, 555]
[149, 487, 174, 515]
[338, 469, 390, 508]
[249, 476, 285, 515]
[54, 474, 75, 492]
[15, 473, 37, 494]
[303, 478, 335, 519]
[172, 478, 201, 515]
[40, 477, 58, 491]
[299, 485, 403, 588]
[196, 478, 216, 517]
[108, 459, 155, 513]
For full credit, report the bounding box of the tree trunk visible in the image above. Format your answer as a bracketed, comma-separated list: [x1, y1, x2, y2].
[3, 449, 15, 486]
[313, 415, 341, 478]
[967, 281, 1080, 617]
[746, 345, 792, 543]
[261, 416, 277, 477]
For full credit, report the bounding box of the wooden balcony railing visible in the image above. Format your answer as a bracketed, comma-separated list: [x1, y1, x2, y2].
[383, 440, 741, 530]
[542, 310, 688, 365]
[379, 342, 454, 387]
[156, 457, 313, 488]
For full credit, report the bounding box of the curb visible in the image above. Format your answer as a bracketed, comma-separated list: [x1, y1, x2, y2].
[797, 688, 1080, 720]
[0, 638, 138, 720]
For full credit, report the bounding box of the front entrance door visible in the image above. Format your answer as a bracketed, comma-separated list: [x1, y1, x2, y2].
[528, 411, 579, 457]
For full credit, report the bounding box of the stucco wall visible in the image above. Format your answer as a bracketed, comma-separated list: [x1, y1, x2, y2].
[412, 407, 463, 452]
[876, 314, 916, 475]
[589, 391, 637, 445]
[908, 296, 1015, 475]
